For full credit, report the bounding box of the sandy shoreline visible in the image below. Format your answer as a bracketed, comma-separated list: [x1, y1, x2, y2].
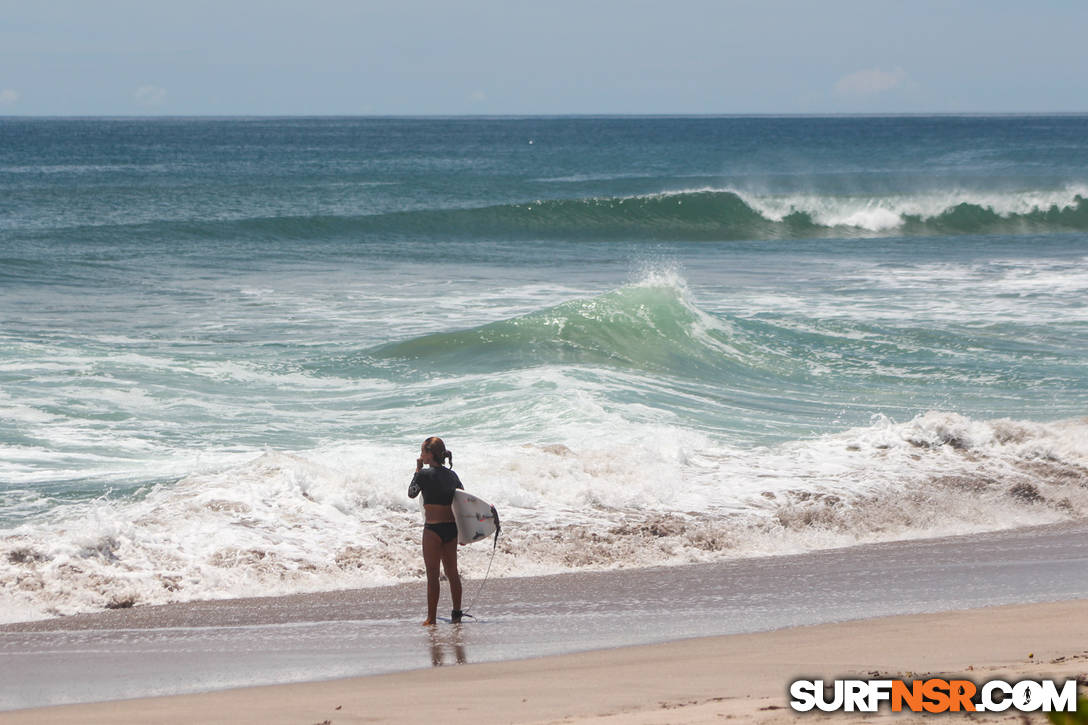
[2, 598, 1086, 724]
[3, 521, 1088, 721]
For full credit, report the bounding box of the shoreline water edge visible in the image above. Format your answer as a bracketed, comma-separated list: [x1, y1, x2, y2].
[3, 599, 1088, 723]
[2, 519, 1087, 712]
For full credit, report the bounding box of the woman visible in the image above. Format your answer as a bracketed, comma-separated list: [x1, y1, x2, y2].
[408, 436, 463, 625]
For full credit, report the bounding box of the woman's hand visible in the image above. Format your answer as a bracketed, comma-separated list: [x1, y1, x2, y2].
[416, 456, 424, 472]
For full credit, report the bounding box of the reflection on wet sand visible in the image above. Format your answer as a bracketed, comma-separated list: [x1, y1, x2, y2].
[427, 625, 468, 667]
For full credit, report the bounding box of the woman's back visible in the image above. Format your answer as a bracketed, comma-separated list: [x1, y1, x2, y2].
[409, 466, 463, 505]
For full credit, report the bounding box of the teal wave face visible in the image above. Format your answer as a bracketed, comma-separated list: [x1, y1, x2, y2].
[370, 277, 747, 378]
[369, 191, 779, 240]
[902, 197, 1088, 233]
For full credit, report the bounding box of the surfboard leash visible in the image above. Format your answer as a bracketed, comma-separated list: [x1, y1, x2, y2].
[461, 505, 501, 620]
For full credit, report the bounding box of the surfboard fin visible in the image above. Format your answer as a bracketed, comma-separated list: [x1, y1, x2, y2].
[490, 505, 501, 550]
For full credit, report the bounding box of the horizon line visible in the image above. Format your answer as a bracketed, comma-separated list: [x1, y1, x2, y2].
[3, 111, 1088, 121]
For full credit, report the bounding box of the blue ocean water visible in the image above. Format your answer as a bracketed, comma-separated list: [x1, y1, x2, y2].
[1, 116, 1086, 621]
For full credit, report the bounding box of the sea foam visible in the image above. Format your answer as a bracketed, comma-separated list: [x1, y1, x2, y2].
[2, 413, 1085, 623]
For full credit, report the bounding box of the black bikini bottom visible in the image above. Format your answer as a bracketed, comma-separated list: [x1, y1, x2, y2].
[424, 522, 458, 543]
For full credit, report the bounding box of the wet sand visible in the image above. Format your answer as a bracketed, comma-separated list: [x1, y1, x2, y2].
[2, 520, 1088, 720]
[3, 598, 1087, 724]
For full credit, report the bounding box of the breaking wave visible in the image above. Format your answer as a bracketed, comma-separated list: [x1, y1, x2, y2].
[369, 272, 748, 377]
[1, 413, 1086, 623]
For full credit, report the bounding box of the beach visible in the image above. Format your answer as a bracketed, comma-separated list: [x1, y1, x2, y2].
[3, 520, 1088, 721]
[7, 0, 1088, 715]
[3, 598, 1086, 724]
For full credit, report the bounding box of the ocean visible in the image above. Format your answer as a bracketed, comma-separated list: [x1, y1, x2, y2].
[1, 115, 1086, 624]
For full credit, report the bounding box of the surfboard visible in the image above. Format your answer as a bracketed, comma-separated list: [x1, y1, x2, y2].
[450, 490, 499, 545]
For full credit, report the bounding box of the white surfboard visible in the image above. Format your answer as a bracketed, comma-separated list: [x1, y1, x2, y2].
[451, 489, 499, 545]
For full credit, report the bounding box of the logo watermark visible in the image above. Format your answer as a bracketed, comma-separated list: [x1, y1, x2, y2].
[789, 678, 1079, 714]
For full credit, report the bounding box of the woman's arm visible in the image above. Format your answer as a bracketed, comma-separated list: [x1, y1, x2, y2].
[408, 454, 427, 498]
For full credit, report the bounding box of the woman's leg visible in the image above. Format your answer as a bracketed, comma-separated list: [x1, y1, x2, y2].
[422, 529, 443, 624]
[440, 537, 462, 616]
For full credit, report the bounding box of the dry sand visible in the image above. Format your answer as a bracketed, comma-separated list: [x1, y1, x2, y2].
[3, 598, 1085, 724]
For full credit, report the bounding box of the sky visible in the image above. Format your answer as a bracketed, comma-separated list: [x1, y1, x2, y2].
[1, 0, 1086, 116]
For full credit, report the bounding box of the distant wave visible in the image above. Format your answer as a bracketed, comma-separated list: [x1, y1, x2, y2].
[372, 187, 1088, 239]
[16, 187, 1088, 246]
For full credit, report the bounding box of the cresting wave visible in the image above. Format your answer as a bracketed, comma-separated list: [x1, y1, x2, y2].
[369, 272, 747, 378]
[343, 187, 1088, 238]
[1, 413, 1085, 623]
[19, 187, 1088, 245]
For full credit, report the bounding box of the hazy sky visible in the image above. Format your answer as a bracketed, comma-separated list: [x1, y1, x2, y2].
[2, 0, 1085, 115]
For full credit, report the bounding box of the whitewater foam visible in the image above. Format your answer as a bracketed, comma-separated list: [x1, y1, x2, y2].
[2, 413, 1085, 623]
[715, 184, 1088, 232]
[505, 185, 1088, 238]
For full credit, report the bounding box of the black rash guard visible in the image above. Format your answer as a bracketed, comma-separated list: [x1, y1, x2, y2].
[408, 466, 463, 505]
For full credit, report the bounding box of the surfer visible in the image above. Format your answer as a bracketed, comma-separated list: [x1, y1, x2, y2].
[408, 436, 464, 625]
